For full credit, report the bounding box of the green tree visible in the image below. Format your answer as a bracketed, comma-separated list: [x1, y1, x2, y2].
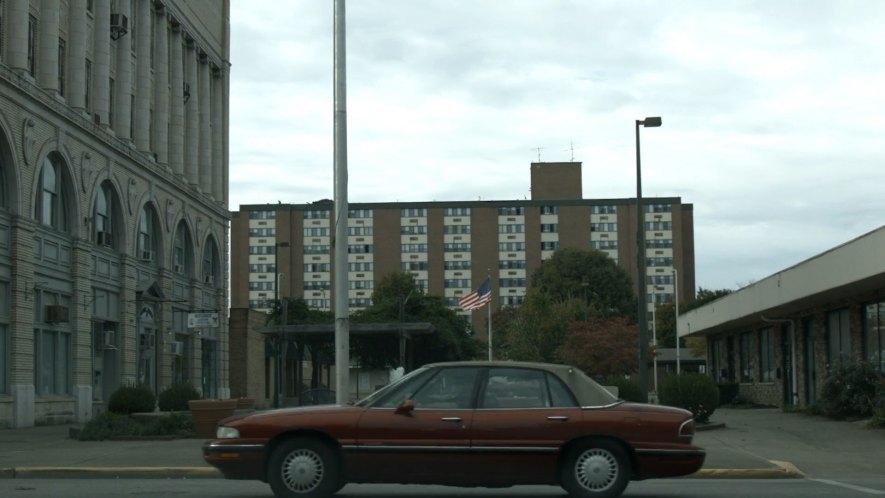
[352, 272, 483, 369]
[530, 247, 636, 318]
[494, 248, 636, 362]
[653, 287, 733, 348]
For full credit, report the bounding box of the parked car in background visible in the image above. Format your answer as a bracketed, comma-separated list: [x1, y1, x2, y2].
[203, 361, 705, 498]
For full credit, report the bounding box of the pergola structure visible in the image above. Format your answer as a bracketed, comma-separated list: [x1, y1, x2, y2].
[255, 322, 435, 404]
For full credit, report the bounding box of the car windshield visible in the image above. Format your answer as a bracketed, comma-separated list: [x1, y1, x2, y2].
[354, 367, 429, 407]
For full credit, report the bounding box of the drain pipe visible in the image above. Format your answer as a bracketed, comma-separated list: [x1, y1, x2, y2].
[761, 315, 799, 406]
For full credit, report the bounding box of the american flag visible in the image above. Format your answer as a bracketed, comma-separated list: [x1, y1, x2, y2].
[459, 278, 492, 311]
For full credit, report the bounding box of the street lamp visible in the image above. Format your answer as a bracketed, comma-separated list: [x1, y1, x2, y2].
[635, 116, 662, 403]
[273, 240, 289, 408]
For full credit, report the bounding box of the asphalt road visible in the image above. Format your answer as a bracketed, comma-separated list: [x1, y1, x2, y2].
[2, 479, 884, 498]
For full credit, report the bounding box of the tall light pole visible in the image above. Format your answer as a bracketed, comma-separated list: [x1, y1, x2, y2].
[273, 240, 289, 408]
[651, 285, 659, 397]
[635, 116, 661, 403]
[673, 267, 680, 374]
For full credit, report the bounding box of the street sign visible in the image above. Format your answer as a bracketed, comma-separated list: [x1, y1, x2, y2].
[188, 312, 219, 328]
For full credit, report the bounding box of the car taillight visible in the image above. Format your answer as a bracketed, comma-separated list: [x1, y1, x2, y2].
[678, 418, 695, 437]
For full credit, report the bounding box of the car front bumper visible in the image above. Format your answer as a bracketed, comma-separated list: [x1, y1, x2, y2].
[202, 440, 268, 481]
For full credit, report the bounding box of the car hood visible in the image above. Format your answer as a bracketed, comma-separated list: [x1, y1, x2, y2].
[219, 404, 365, 428]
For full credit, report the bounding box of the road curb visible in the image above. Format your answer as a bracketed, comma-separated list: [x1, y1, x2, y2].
[5, 466, 222, 479]
[688, 460, 804, 479]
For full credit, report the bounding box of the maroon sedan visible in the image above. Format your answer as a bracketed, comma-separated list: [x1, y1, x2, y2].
[203, 361, 704, 498]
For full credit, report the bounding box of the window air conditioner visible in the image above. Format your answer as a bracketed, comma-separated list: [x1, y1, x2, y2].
[141, 250, 154, 262]
[204, 275, 215, 285]
[96, 231, 112, 247]
[170, 341, 184, 356]
[174, 264, 184, 273]
[104, 330, 116, 348]
[110, 13, 129, 40]
[45, 305, 70, 323]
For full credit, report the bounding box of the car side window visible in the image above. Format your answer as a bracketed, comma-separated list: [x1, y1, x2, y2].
[369, 369, 434, 408]
[482, 368, 548, 409]
[546, 372, 578, 407]
[411, 367, 479, 409]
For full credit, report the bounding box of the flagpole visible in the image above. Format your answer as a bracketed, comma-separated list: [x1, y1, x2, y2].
[487, 268, 492, 361]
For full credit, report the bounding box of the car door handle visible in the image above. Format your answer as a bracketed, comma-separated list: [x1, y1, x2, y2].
[547, 416, 569, 421]
[441, 417, 462, 423]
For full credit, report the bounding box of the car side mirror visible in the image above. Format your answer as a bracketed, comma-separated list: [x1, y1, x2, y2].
[395, 399, 415, 415]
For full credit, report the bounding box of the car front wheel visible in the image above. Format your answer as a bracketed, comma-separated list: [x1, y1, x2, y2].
[560, 439, 630, 498]
[267, 437, 341, 498]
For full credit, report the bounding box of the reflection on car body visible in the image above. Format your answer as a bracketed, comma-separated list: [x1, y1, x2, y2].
[203, 361, 705, 498]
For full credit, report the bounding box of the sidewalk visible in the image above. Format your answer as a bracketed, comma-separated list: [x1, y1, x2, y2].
[0, 408, 880, 479]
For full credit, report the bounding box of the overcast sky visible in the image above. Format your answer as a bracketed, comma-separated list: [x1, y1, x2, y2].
[229, 1, 885, 293]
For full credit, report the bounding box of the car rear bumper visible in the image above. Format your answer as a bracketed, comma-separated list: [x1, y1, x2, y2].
[634, 447, 706, 479]
[202, 441, 267, 480]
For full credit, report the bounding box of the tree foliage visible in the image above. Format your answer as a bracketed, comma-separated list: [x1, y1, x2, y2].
[530, 247, 636, 318]
[654, 287, 733, 348]
[494, 248, 637, 363]
[352, 272, 483, 369]
[494, 295, 585, 362]
[556, 317, 644, 377]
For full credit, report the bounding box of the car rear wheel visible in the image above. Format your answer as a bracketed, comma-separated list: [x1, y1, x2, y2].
[560, 439, 630, 498]
[267, 437, 341, 498]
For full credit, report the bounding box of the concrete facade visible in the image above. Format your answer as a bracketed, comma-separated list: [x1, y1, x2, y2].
[0, 0, 231, 428]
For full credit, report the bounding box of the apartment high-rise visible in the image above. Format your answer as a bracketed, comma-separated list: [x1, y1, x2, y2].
[231, 162, 695, 343]
[0, 1, 231, 428]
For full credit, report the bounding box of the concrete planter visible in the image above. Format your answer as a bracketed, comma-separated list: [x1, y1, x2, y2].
[188, 399, 237, 438]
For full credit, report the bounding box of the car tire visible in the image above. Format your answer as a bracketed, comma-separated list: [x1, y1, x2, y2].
[560, 439, 630, 498]
[267, 437, 341, 498]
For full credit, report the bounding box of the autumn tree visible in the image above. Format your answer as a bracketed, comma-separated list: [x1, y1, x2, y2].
[556, 316, 646, 377]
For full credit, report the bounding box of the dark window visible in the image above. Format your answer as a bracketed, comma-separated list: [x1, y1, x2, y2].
[740, 333, 752, 383]
[57, 38, 66, 96]
[827, 308, 851, 366]
[759, 328, 774, 382]
[863, 303, 884, 373]
[27, 15, 37, 76]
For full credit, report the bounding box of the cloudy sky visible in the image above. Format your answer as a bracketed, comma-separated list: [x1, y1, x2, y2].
[229, 1, 885, 293]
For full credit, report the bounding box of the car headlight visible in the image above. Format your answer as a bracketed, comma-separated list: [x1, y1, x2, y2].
[216, 426, 240, 439]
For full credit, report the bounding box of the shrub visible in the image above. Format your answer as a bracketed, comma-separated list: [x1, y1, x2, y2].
[869, 408, 885, 430]
[78, 412, 145, 440]
[107, 384, 156, 415]
[603, 376, 643, 402]
[143, 412, 197, 437]
[78, 412, 196, 440]
[659, 373, 720, 423]
[158, 382, 201, 411]
[818, 361, 880, 420]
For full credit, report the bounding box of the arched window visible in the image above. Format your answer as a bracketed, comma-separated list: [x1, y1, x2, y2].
[0, 158, 6, 210]
[138, 205, 156, 262]
[202, 237, 220, 286]
[173, 221, 192, 275]
[36, 155, 68, 231]
[93, 182, 114, 248]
